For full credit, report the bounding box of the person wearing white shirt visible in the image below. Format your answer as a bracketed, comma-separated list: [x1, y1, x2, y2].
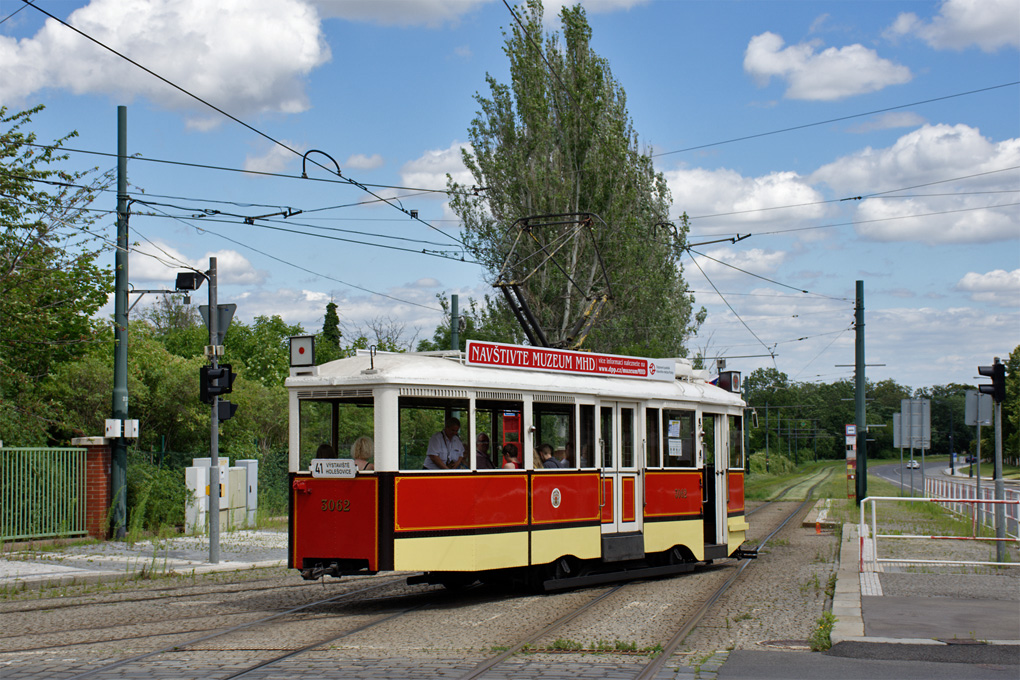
[424, 417, 465, 470]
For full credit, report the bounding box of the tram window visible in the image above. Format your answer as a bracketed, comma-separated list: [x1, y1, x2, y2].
[299, 398, 374, 470]
[620, 407, 635, 468]
[476, 399, 524, 470]
[646, 408, 660, 468]
[662, 409, 694, 468]
[729, 415, 744, 469]
[398, 396, 470, 470]
[702, 414, 717, 466]
[579, 405, 595, 468]
[533, 403, 575, 469]
[600, 407, 613, 468]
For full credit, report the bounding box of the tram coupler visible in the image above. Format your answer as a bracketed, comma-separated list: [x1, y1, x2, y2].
[733, 546, 759, 560]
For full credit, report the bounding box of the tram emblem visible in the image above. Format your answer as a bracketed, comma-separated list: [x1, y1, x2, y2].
[551, 488, 562, 508]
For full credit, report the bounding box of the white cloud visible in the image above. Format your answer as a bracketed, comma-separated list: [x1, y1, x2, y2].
[884, 0, 1020, 52]
[690, 248, 788, 284]
[244, 142, 305, 174]
[956, 269, 1020, 305]
[0, 0, 330, 125]
[744, 31, 911, 100]
[401, 141, 475, 190]
[130, 241, 267, 285]
[345, 153, 385, 171]
[846, 111, 927, 133]
[311, 0, 488, 27]
[664, 167, 827, 233]
[811, 124, 1020, 244]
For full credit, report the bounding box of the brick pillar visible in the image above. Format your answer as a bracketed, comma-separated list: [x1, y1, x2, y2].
[73, 437, 112, 539]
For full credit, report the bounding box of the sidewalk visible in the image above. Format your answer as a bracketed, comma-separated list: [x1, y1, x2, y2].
[0, 529, 287, 589]
[831, 521, 1018, 649]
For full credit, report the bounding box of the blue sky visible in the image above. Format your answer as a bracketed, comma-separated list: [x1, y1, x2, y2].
[2, 0, 1017, 389]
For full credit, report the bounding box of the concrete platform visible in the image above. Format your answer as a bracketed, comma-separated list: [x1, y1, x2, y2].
[0, 529, 286, 589]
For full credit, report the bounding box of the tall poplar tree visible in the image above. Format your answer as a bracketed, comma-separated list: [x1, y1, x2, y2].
[448, 1, 701, 357]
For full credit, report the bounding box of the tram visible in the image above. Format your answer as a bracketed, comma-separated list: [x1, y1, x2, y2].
[287, 339, 749, 590]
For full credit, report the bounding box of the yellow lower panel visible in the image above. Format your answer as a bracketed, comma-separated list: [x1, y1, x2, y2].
[644, 519, 704, 561]
[728, 516, 750, 533]
[727, 516, 749, 555]
[394, 532, 529, 572]
[530, 525, 601, 565]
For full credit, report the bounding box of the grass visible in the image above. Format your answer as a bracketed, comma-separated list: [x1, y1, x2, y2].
[809, 612, 837, 651]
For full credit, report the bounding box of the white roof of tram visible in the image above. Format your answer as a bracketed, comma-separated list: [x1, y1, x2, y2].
[287, 350, 744, 409]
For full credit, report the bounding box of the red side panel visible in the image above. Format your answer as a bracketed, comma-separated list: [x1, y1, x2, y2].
[292, 476, 378, 569]
[622, 477, 636, 522]
[728, 470, 745, 515]
[644, 471, 702, 519]
[394, 474, 528, 532]
[601, 478, 614, 523]
[530, 473, 600, 525]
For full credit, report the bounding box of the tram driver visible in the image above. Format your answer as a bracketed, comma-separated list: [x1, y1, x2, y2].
[424, 417, 465, 470]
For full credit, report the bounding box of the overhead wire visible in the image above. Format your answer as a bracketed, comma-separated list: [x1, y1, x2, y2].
[141, 204, 444, 312]
[685, 165, 1020, 223]
[129, 197, 462, 250]
[755, 200, 1020, 236]
[686, 252, 777, 365]
[652, 81, 1020, 158]
[686, 247, 849, 301]
[19, 0, 469, 249]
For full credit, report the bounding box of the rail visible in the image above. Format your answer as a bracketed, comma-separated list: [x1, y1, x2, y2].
[1, 447, 87, 541]
[859, 495, 1020, 572]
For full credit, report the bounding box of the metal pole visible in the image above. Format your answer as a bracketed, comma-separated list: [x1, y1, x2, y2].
[111, 105, 129, 538]
[208, 257, 220, 564]
[764, 403, 769, 473]
[451, 293, 459, 351]
[993, 399, 1005, 562]
[976, 422, 983, 529]
[854, 280, 866, 504]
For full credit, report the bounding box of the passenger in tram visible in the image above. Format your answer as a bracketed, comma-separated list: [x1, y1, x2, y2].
[315, 443, 336, 459]
[554, 442, 574, 468]
[579, 444, 593, 467]
[475, 434, 495, 469]
[501, 443, 521, 469]
[351, 437, 374, 471]
[423, 417, 465, 470]
[536, 443, 558, 468]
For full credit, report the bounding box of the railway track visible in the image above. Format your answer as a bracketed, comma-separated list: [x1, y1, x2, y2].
[2, 478, 835, 680]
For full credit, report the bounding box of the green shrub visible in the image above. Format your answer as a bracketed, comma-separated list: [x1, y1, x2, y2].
[748, 450, 796, 476]
[126, 455, 188, 534]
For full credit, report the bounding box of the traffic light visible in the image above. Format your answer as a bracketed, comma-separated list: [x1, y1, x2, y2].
[217, 400, 238, 421]
[978, 359, 1006, 403]
[199, 363, 236, 403]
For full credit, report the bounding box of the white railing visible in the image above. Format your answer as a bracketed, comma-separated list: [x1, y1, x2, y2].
[859, 495, 1020, 572]
[925, 476, 1020, 539]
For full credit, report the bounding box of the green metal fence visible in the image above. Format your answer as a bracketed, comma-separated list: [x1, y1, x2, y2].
[1, 448, 87, 541]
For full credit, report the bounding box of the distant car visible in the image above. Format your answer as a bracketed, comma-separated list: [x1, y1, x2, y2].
[906, 459, 920, 469]
[966, 455, 976, 463]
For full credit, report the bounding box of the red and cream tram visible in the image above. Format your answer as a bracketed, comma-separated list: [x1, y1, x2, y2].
[288, 340, 748, 589]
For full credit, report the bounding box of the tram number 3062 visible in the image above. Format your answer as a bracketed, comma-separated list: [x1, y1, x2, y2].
[674, 488, 688, 499]
[321, 499, 352, 512]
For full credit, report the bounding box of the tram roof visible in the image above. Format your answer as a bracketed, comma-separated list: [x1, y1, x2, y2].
[287, 351, 744, 408]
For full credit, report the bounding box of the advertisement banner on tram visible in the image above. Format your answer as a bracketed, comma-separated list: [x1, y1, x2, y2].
[465, 340, 674, 382]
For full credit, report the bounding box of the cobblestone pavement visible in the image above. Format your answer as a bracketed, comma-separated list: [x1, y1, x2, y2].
[0, 502, 831, 680]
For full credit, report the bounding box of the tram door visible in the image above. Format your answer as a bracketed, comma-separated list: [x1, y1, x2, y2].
[702, 413, 728, 547]
[600, 403, 642, 535]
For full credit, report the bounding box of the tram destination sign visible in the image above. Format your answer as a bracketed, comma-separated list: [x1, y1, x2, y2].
[310, 458, 357, 478]
[466, 340, 674, 382]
